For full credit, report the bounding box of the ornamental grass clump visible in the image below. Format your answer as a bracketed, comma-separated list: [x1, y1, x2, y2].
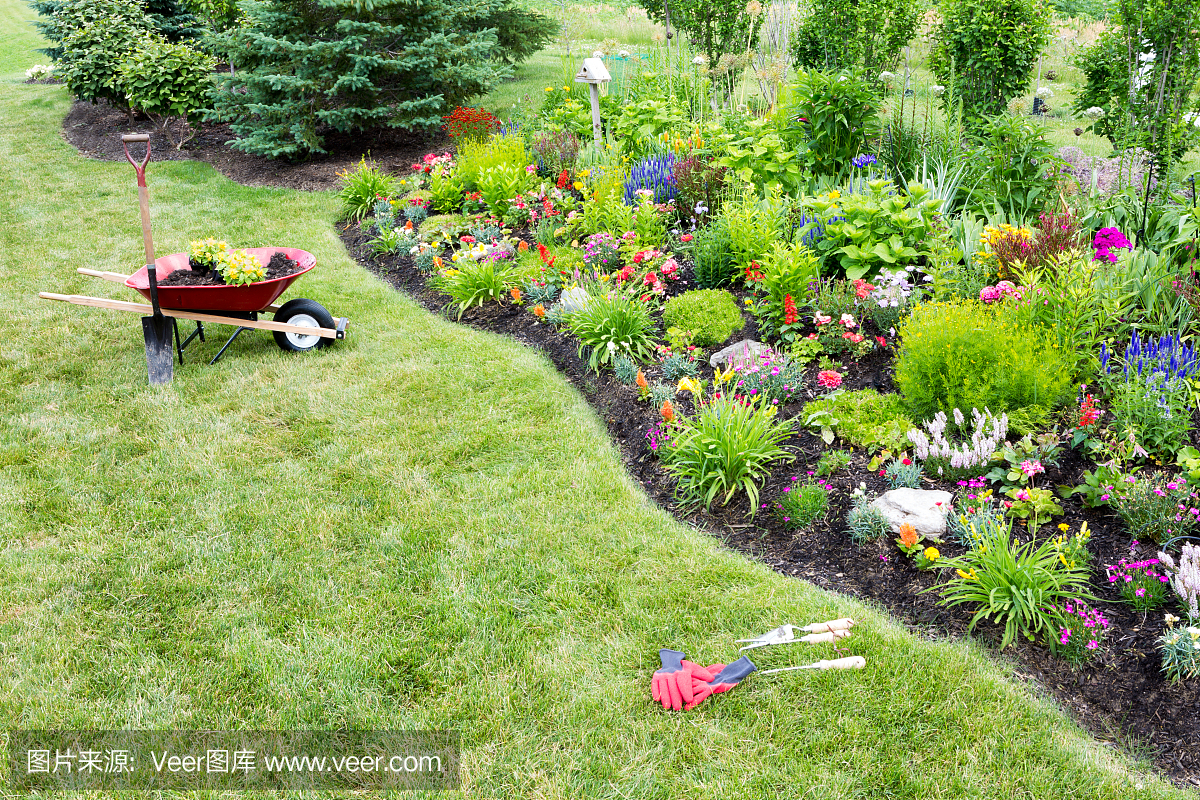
[1158, 615, 1200, 682]
[907, 407, 1008, 480]
[933, 522, 1093, 649]
[565, 293, 658, 372]
[770, 476, 830, 530]
[432, 259, 517, 319]
[663, 395, 794, 512]
[895, 301, 1073, 429]
[846, 486, 890, 544]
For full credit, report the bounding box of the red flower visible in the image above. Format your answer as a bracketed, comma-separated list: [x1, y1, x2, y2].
[557, 169, 569, 189]
[876, 336, 887, 347]
[783, 294, 798, 325]
[902, 458, 911, 465]
[680, 233, 693, 242]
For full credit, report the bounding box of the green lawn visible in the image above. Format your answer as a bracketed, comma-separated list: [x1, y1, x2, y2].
[0, 2, 1195, 797]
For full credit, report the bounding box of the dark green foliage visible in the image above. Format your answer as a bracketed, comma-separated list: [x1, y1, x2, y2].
[1072, 28, 1126, 142]
[929, 0, 1053, 121]
[690, 219, 738, 289]
[206, 0, 525, 159]
[53, 0, 153, 109]
[635, 0, 763, 68]
[473, 1, 559, 65]
[790, 0, 922, 75]
[662, 289, 744, 348]
[787, 70, 881, 179]
[30, 0, 200, 61]
[970, 114, 1062, 220]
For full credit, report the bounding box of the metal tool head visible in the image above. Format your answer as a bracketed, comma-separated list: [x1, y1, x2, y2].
[735, 624, 796, 650]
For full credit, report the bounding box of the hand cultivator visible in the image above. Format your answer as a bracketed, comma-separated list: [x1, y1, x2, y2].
[39, 133, 348, 386]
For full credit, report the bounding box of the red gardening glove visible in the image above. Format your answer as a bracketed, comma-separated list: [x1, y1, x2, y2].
[683, 656, 757, 710]
[651, 649, 716, 711]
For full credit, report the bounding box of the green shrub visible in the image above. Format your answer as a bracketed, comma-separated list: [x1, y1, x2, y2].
[801, 389, 913, 451]
[894, 301, 1073, 425]
[56, 2, 153, 109]
[934, 522, 1093, 649]
[664, 396, 794, 511]
[929, 0, 1052, 121]
[747, 242, 821, 345]
[457, 133, 528, 191]
[432, 259, 517, 319]
[790, 0, 921, 75]
[662, 290, 744, 349]
[771, 479, 830, 530]
[718, 187, 788, 270]
[565, 293, 658, 372]
[786, 70, 882, 180]
[969, 115, 1062, 220]
[337, 159, 396, 223]
[119, 38, 216, 148]
[690, 219, 738, 289]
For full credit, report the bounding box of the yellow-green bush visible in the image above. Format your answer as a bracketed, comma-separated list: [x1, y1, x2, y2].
[894, 300, 1073, 427]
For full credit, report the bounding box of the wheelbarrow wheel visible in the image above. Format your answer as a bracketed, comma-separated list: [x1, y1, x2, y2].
[273, 298, 334, 352]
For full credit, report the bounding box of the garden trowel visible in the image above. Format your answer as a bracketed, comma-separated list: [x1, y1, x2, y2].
[122, 133, 174, 386]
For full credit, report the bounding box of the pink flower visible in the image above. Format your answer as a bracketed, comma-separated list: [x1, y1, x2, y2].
[1019, 459, 1044, 477]
[680, 234, 693, 242]
[1086, 640, 1098, 650]
[817, 370, 843, 389]
[813, 312, 832, 326]
[840, 313, 857, 329]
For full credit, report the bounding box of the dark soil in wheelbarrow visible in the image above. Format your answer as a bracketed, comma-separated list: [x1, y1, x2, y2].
[62, 98, 453, 191]
[159, 251, 303, 287]
[340, 221, 1200, 792]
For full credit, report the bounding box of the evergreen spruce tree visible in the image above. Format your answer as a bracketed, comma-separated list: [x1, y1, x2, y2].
[207, 0, 519, 159]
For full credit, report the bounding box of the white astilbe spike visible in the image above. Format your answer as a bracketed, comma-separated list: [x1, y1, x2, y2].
[953, 408, 965, 428]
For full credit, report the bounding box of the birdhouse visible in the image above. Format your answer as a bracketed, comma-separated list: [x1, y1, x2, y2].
[574, 57, 612, 84]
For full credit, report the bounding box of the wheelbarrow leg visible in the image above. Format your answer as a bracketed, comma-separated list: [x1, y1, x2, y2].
[210, 326, 252, 365]
[172, 320, 206, 365]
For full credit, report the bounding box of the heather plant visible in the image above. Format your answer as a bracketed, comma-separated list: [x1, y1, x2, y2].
[771, 477, 831, 530]
[895, 301, 1073, 427]
[663, 395, 794, 512]
[907, 407, 1008, 481]
[1106, 547, 1172, 611]
[934, 523, 1093, 649]
[662, 290, 744, 349]
[1050, 600, 1111, 667]
[730, 352, 807, 406]
[1157, 616, 1200, 682]
[1158, 542, 1200, 620]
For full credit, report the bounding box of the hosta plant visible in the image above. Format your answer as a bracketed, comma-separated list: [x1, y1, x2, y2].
[664, 396, 794, 512]
[933, 522, 1093, 648]
[565, 293, 658, 372]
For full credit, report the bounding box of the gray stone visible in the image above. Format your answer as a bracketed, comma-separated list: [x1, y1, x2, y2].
[869, 488, 954, 541]
[557, 286, 592, 315]
[709, 339, 771, 370]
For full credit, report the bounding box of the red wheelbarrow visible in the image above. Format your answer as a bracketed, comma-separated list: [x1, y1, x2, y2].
[38, 133, 348, 383]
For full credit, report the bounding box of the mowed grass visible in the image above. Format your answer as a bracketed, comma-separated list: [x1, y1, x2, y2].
[0, 3, 1196, 798]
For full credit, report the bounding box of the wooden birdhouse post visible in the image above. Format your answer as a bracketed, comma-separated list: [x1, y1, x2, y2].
[574, 57, 611, 144]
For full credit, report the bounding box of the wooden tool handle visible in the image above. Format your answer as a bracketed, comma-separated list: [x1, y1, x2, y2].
[798, 629, 851, 645]
[121, 134, 149, 143]
[808, 617, 855, 633]
[813, 656, 866, 670]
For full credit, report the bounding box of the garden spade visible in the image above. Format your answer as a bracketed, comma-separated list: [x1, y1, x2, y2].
[122, 133, 174, 386]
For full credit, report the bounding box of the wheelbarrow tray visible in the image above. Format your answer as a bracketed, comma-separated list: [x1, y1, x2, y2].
[124, 247, 316, 312]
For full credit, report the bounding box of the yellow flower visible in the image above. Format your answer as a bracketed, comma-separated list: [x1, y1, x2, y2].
[825, 190, 841, 200]
[677, 377, 703, 395]
[1058, 523, 1070, 532]
[562, 86, 570, 91]
[744, 298, 753, 306]
[573, 181, 584, 191]
[580, 169, 591, 177]
[956, 568, 978, 580]
[545, 86, 554, 92]
[924, 547, 940, 561]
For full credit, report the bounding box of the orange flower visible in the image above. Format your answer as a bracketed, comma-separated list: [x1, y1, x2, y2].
[510, 287, 522, 303]
[531, 304, 546, 318]
[432, 256, 444, 269]
[518, 240, 529, 252]
[898, 524, 919, 549]
[404, 220, 413, 231]
[636, 369, 648, 389]
[660, 399, 675, 422]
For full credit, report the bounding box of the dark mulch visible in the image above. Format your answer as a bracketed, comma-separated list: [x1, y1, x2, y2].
[341, 221, 1200, 791]
[62, 98, 454, 191]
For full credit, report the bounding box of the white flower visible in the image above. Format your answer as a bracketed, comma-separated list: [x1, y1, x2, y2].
[1085, 106, 1106, 119]
[619, 50, 630, 58]
[692, 55, 706, 66]
[593, 50, 605, 59]
[930, 85, 946, 97]
[1036, 87, 1053, 100]
[878, 71, 896, 83]
[1165, 613, 1180, 625]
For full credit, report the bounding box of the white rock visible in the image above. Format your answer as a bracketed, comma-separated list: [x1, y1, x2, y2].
[709, 339, 771, 370]
[557, 286, 592, 314]
[869, 488, 953, 541]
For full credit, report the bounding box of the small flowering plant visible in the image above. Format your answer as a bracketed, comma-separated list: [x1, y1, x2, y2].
[1092, 227, 1133, 263]
[1050, 599, 1110, 667]
[731, 352, 806, 406]
[1106, 545, 1171, 611]
[771, 475, 830, 530]
[1157, 613, 1200, 682]
[895, 523, 924, 557]
[914, 546, 941, 570]
[1109, 472, 1200, 543]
